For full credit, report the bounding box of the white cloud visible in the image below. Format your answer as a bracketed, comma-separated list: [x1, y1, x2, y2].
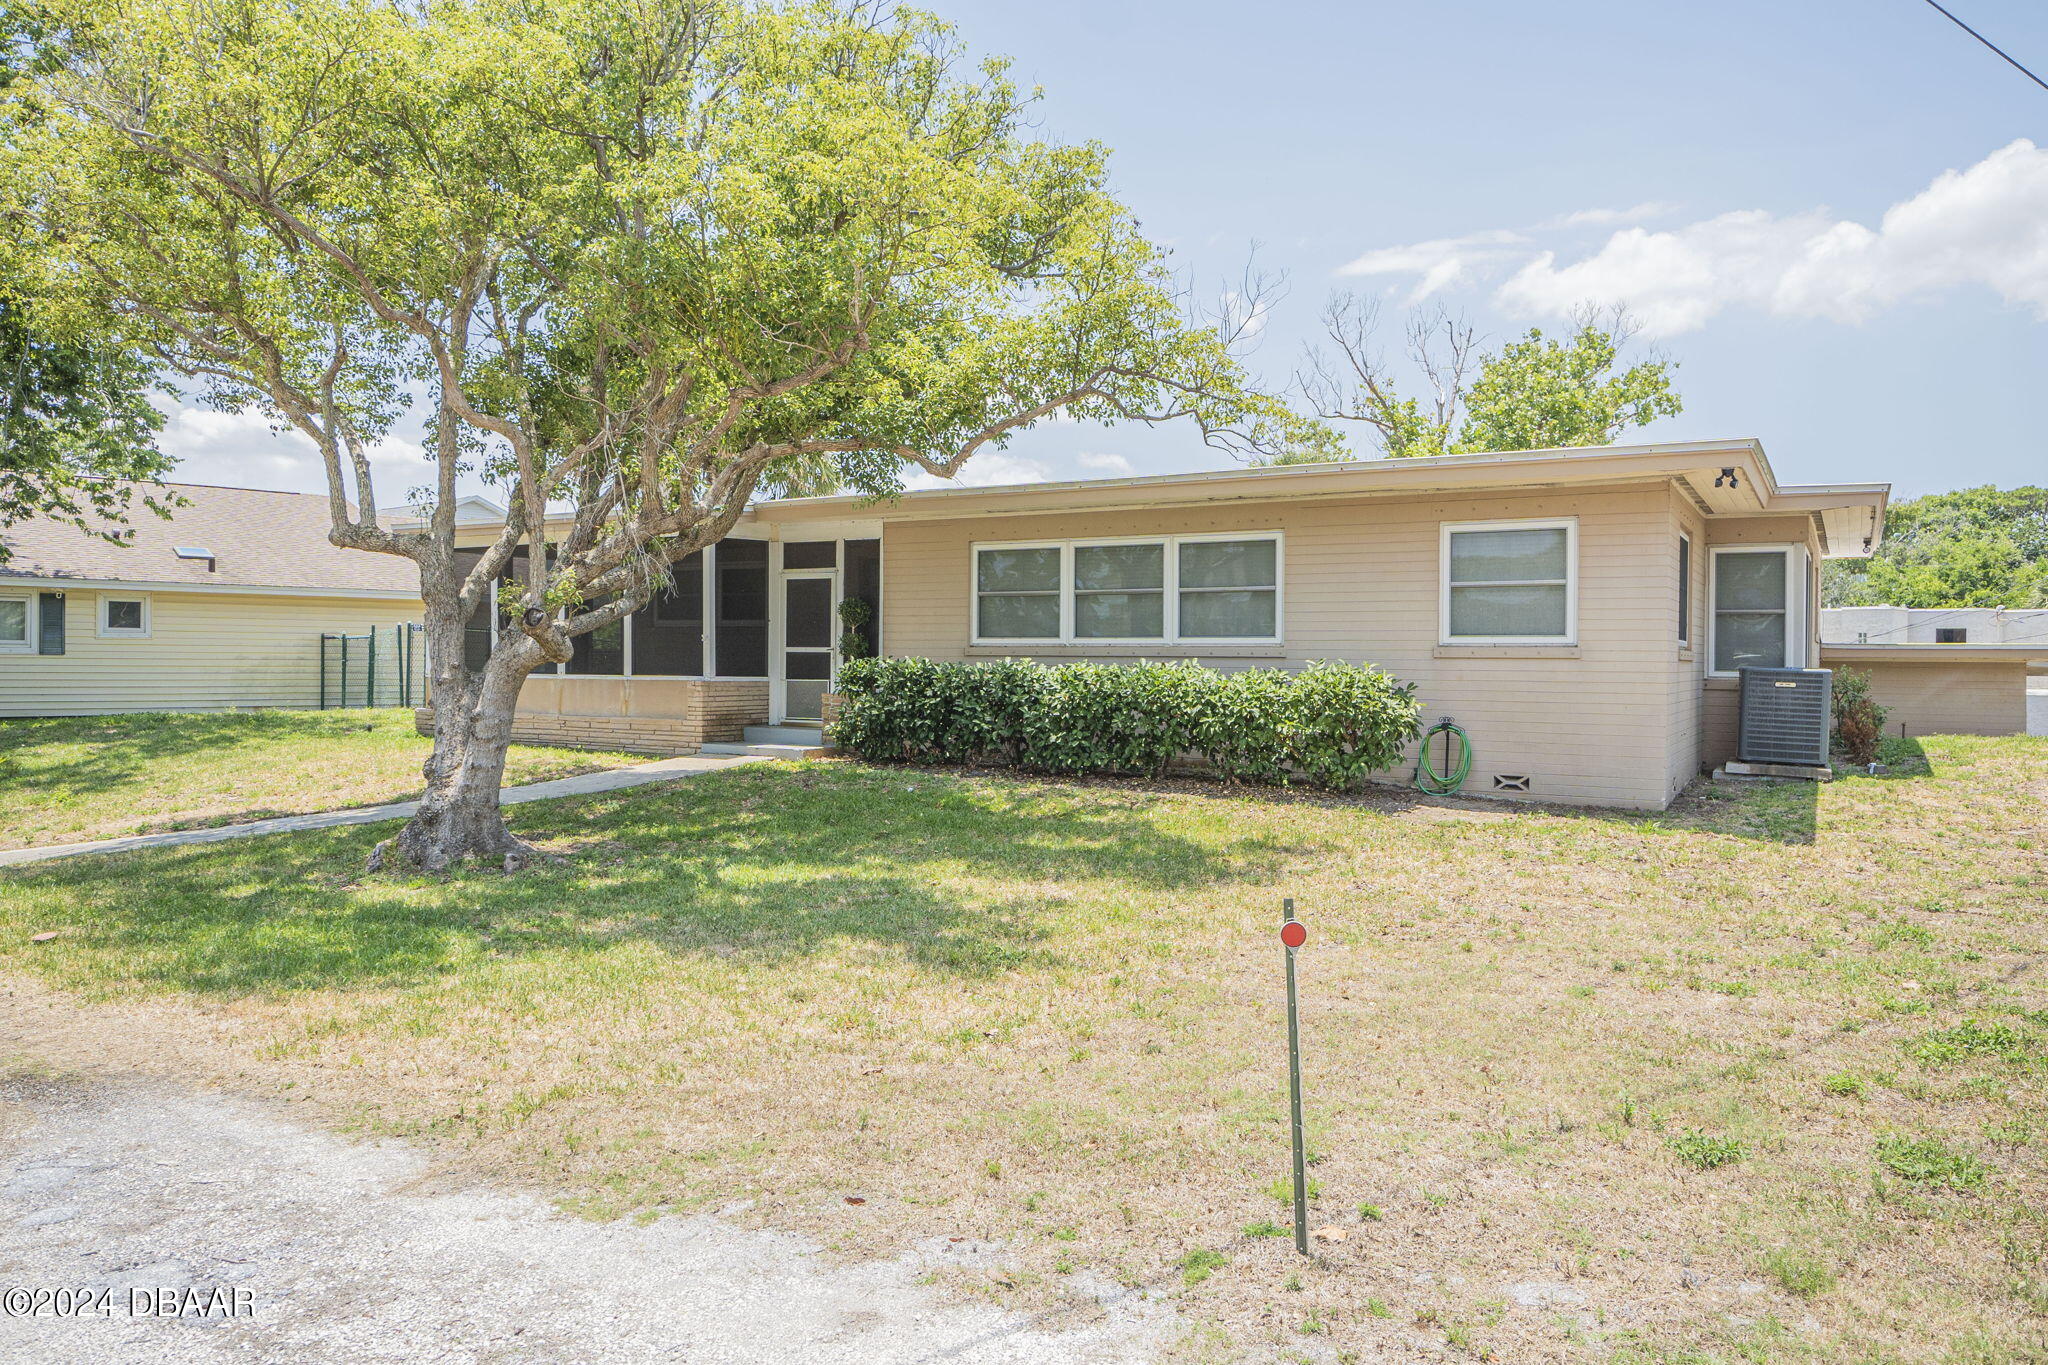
[902, 451, 1051, 491]
[154, 403, 433, 499]
[1344, 141, 2048, 336]
[1076, 452, 1134, 474]
[1497, 208, 1842, 335]
[1544, 201, 1681, 229]
[1336, 229, 1530, 302]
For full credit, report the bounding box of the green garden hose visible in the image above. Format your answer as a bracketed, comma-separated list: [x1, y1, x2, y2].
[1413, 716, 1473, 795]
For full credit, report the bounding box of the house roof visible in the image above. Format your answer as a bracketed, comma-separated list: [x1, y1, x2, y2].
[752, 439, 1890, 557]
[439, 439, 1893, 559]
[1819, 642, 2048, 667]
[0, 483, 421, 598]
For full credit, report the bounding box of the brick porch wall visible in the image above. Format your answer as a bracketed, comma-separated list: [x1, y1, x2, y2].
[414, 678, 771, 757]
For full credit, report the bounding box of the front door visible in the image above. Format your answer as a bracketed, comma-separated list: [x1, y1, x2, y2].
[779, 571, 835, 723]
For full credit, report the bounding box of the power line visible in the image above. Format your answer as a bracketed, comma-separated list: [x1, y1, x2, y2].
[1920, 0, 2048, 94]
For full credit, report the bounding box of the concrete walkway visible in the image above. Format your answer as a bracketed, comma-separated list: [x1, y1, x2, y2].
[0, 1070, 1167, 1364]
[0, 754, 767, 869]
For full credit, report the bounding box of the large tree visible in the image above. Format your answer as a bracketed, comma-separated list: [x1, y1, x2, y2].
[1825, 485, 2048, 609]
[1293, 296, 1681, 460]
[0, 4, 172, 560]
[9, 0, 1307, 869]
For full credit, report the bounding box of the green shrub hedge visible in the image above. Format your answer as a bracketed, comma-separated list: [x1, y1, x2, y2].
[833, 657, 1421, 791]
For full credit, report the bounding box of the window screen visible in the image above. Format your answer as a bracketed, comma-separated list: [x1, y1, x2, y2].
[632, 553, 704, 675]
[715, 540, 769, 676]
[1712, 549, 1788, 673]
[1178, 538, 1278, 639]
[976, 546, 1062, 639]
[1445, 526, 1571, 639]
[1073, 543, 1164, 639]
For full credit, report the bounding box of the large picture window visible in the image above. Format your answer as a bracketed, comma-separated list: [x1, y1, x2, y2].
[972, 534, 1282, 645]
[1710, 545, 1805, 675]
[1440, 519, 1576, 644]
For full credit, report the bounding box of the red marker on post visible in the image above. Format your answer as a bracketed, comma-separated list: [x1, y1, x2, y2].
[1281, 898, 1309, 1255]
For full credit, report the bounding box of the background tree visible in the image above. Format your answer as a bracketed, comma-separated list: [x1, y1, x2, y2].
[1825, 485, 2048, 608]
[1293, 296, 1681, 460]
[0, 4, 172, 561]
[11, 0, 1311, 869]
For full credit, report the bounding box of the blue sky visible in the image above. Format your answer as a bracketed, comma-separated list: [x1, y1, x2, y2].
[167, 0, 2048, 502]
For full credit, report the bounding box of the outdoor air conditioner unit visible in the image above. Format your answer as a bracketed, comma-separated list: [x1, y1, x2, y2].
[1737, 667, 1833, 768]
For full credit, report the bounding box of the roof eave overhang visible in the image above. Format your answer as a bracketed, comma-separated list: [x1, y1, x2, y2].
[1819, 642, 2048, 666]
[758, 440, 1789, 527]
[0, 574, 423, 601]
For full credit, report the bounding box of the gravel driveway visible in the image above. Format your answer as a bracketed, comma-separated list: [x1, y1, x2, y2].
[0, 1071, 1170, 1364]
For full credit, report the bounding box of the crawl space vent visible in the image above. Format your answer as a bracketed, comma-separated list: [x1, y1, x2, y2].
[1492, 774, 1531, 792]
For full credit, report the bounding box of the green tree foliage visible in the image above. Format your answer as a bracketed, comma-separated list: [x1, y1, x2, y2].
[6, 0, 1312, 866]
[0, 5, 171, 561]
[1293, 297, 1681, 460]
[1824, 486, 2048, 608]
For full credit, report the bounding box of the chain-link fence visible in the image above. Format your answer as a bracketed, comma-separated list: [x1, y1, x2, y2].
[320, 623, 427, 709]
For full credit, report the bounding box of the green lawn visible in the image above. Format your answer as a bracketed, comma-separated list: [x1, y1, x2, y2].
[0, 710, 646, 849]
[0, 735, 2043, 1362]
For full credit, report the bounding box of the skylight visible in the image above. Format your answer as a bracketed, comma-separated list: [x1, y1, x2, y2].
[174, 546, 216, 560]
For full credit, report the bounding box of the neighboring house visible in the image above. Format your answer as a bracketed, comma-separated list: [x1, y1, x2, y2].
[436, 439, 1888, 810]
[1819, 606, 2048, 739]
[0, 483, 424, 716]
[1821, 605, 2048, 646]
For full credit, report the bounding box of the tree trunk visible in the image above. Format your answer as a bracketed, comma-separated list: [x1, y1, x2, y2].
[371, 606, 543, 873]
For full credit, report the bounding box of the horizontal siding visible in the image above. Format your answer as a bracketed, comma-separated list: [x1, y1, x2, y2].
[882, 483, 1690, 809]
[0, 592, 421, 716]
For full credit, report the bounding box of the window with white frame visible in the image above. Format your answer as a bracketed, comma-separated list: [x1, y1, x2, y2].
[972, 534, 1281, 644]
[1709, 545, 1805, 675]
[97, 594, 149, 638]
[1678, 534, 1692, 645]
[1074, 542, 1164, 639]
[975, 545, 1065, 640]
[1440, 519, 1576, 644]
[0, 594, 31, 652]
[1179, 537, 1279, 640]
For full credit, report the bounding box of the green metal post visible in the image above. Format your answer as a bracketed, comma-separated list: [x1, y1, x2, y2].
[367, 628, 377, 708]
[319, 634, 328, 710]
[1284, 897, 1308, 1255]
[340, 633, 349, 709]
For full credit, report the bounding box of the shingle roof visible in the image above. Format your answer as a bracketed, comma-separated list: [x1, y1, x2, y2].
[0, 483, 420, 595]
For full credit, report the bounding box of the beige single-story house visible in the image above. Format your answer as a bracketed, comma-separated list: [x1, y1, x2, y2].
[438, 438, 1901, 809]
[0, 483, 425, 716]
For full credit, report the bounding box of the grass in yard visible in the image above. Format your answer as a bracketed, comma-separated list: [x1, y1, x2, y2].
[0, 710, 645, 849]
[0, 733, 2044, 1361]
